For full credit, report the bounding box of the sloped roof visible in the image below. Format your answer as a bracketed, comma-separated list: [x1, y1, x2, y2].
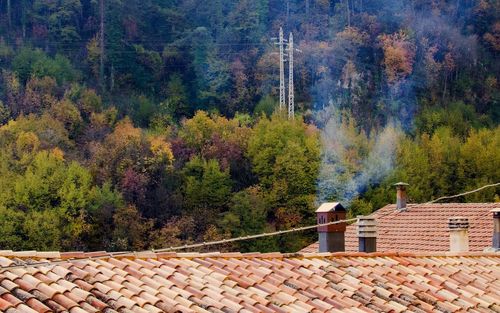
[315, 202, 345, 213]
[0, 250, 499, 312]
[301, 203, 498, 253]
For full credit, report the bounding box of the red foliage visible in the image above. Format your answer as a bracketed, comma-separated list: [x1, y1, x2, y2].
[170, 137, 195, 167]
[120, 168, 149, 205]
[204, 134, 244, 171]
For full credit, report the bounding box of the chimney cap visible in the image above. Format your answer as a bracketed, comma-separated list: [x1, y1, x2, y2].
[448, 217, 469, 230]
[490, 208, 500, 213]
[316, 202, 346, 213]
[357, 216, 377, 238]
[393, 182, 409, 187]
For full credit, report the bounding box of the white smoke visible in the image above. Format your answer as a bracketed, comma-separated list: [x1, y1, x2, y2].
[316, 106, 402, 205]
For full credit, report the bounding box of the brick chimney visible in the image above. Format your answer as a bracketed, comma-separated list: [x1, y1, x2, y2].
[449, 217, 469, 252]
[357, 216, 376, 253]
[316, 203, 346, 252]
[394, 182, 409, 211]
[492, 208, 500, 251]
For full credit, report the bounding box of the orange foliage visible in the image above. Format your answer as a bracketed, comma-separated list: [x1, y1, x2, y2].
[483, 22, 500, 52]
[379, 31, 416, 83]
[337, 27, 369, 46]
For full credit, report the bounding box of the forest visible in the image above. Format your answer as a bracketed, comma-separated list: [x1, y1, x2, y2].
[0, 0, 498, 252]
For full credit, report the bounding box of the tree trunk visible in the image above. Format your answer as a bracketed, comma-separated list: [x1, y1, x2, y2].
[7, 0, 11, 28]
[21, 0, 27, 39]
[286, 0, 290, 28]
[442, 74, 447, 103]
[100, 0, 105, 93]
[346, 0, 351, 26]
[110, 64, 115, 91]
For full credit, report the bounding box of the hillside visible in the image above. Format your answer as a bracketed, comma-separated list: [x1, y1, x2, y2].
[0, 0, 498, 252]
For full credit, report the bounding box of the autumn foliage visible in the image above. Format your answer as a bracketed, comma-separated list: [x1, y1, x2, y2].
[379, 31, 416, 84]
[0, 0, 498, 253]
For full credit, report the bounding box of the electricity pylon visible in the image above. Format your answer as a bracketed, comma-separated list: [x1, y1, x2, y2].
[273, 28, 297, 119]
[278, 27, 286, 111]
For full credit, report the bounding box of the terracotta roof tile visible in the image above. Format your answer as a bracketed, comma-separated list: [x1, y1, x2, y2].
[0, 251, 497, 311]
[302, 203, 499, 253]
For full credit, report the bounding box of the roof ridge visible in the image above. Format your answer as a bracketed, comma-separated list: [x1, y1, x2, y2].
[1, 250, 499, 261]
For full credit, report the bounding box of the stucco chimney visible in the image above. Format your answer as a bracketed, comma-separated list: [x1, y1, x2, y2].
[357, 216, 376, 253]
[316, 203, 346, 252]
[449, 217, 469, 252]
[492, 208, 500, 251]
[394, 182, 409, 211]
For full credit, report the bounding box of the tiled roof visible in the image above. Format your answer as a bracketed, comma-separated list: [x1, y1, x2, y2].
[0, 250, 499, 312]
[301, 203, 499, 253]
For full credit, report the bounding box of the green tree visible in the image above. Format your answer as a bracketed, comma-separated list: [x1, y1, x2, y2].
[247, 113, 320, 251]
[0, 101, 10, 125]
[32, 0, 83, 46]
[165, 73, 189, 117]
[0, 206, 25, 249]
[459, 127, 500, 201]
[23, 209, 63, 250]
[183, 157, 232, 211]
[12, 48, 79, 84]
[247, 113, 320, 194]
[254, 94, 277, 117]
[221, 187, 278, 252]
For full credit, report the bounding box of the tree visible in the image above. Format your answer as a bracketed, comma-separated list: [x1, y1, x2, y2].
[179, 111, 251, 174]
[165, 73, 189, 118]
[183, 157, 232, 211]
[112, 205, 153, 250]
[12, 48, 79, 85]
[0, 101, 10, 125]
[220, 187, 277, 252]
[182, 156, 232, 236]
[32, 0, 83, 47]
[483, 22, 500, 52]
[247, 113, 320, 251]
[89, 117, 174, 218]
[247, 113, 320, 193]
[0, 206, 25, 249]
[254, 94, 277, 117]
[0, 148, 112, 250]
[0, 113, 72, 150]
[49, 99, 83, 138]
[459, 127, 500, 201]
[379, 31, 416, 84]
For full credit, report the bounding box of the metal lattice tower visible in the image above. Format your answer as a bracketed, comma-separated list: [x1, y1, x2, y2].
[288, 32, 294, 119]
[279, 27, 286, 111]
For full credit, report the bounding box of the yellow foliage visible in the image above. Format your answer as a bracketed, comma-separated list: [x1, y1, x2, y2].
[15, 131, 40, 156]
[337, 27, 369, 46]
[51, 147, 65, 161]
[148, 136, 174, 164]
[108, 118, 142, 145]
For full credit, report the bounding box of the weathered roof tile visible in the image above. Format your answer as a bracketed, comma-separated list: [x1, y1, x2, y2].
[0, 251, 497, 312]
[302, 203, 499, 253]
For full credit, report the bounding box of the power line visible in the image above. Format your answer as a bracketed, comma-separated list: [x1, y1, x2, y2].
[424, 182, 500, 204]
[0, 182, 498, 271]
[0, 217, 358, 272]
[88, 181, 500, 252]
[154, 218, 359, 253]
